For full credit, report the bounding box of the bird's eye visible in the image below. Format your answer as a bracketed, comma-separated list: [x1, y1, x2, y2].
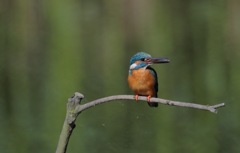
[140, 58, 145, 61]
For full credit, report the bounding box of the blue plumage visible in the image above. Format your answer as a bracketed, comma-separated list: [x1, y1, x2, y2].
[130, 52, 151, 65]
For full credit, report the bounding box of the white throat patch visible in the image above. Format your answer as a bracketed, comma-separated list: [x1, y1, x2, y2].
[143, 64, 150, 69]
[130, 63, 137, 69]
[130, 63, 151, 70]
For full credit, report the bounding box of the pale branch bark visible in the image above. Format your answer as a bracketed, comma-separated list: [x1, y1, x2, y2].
[56, 92, 225, 153]
[78, 94, 225, 113]
[56, 93, 84, 153]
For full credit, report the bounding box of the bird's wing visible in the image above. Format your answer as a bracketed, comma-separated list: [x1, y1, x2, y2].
[148, 66, 158, 98]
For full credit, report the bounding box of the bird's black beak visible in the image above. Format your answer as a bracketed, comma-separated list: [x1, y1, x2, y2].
[145, 57, 170, 64]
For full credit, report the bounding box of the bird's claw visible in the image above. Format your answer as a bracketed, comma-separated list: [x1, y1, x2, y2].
[147, 95, 152, 102]
[135, 95, 139, 101]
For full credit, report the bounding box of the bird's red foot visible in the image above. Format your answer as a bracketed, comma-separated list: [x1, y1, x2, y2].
[135, 95, 139, 101]
[147, 95, 152, 102]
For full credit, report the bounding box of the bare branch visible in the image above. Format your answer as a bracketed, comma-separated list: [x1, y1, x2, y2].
[77, 94, 225, 114]
[56, 92, 225, 153]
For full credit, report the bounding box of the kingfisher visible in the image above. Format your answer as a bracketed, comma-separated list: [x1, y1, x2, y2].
[127, 52, 170, 107]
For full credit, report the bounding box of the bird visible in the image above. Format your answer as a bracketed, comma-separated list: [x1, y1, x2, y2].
[127, 52, 170, 107]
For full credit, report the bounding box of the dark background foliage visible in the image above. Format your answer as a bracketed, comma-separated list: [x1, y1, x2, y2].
[0, 0, 239, 152]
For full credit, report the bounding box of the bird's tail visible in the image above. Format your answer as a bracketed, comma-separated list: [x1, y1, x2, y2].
[148, 102, 158, 107]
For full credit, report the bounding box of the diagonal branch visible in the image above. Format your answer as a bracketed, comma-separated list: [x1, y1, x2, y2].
[56, 92, 225, 153]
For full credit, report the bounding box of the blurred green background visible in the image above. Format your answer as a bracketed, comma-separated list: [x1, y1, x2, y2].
[1, 0, 240, 152]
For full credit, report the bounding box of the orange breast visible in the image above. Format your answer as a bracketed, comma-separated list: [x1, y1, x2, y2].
[128, 68, 157, 97]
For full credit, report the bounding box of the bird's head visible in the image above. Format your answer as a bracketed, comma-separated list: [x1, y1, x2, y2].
[129, 52, 170, 70]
